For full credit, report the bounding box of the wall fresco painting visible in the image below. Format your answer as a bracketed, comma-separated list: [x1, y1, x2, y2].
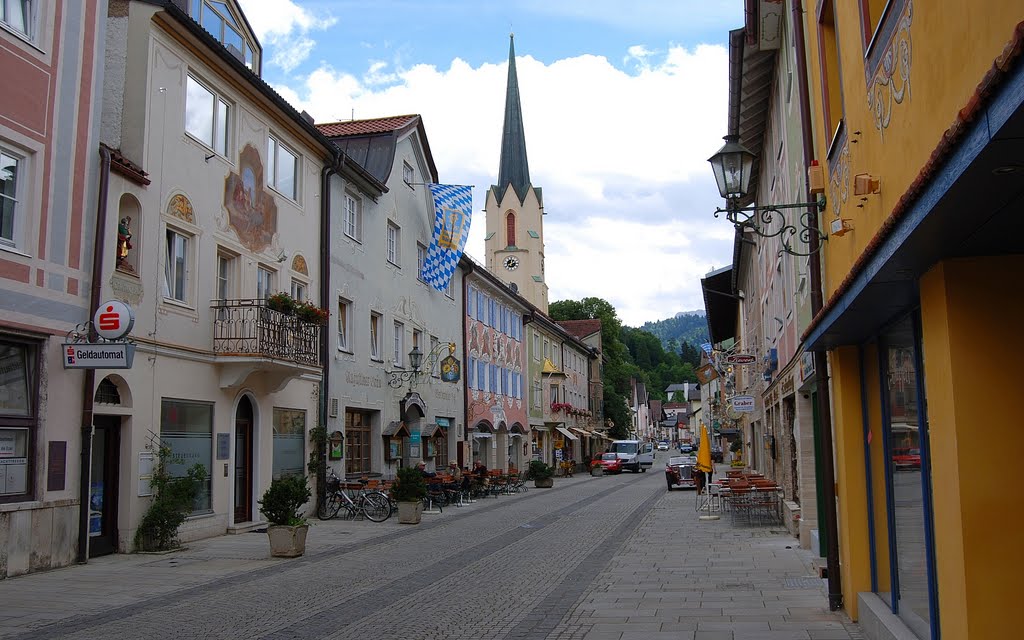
[224, 143, 278, 252]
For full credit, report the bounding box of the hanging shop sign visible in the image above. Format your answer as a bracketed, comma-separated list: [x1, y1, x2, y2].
[725, 353, 757, 365]
[440, 355, 461, 382]
[730, 395, 755, 412]
[63, 300, 136, 369]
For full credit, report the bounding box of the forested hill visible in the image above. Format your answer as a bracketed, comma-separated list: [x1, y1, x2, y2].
[639, 312, 709, 353]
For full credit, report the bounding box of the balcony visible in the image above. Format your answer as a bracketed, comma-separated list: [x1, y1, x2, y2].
[211, 299, 323, 391]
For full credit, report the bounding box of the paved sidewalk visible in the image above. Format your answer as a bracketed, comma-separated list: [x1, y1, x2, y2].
[0, 470, 864, 640]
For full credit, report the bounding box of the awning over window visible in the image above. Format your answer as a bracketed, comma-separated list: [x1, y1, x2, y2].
[571, 428, 592, 437]
[555, 426, 579, 441]
[472, 431, 494, 439]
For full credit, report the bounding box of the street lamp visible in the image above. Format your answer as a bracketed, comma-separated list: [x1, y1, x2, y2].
[387, 342, 455, 389]
[708, 135, 827, 257]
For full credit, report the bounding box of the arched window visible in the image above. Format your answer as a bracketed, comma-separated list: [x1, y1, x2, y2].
[505, 211, 516, 248]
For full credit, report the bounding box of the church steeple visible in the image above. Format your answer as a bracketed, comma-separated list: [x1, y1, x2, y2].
[494, 33, 531, 205]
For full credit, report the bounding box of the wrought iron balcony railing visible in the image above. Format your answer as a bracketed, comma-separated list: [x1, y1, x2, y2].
[211, 299, 321, 367]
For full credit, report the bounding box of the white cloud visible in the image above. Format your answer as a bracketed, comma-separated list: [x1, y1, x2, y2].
[270, 43, 733, 326]
[237, 0, 336, 72]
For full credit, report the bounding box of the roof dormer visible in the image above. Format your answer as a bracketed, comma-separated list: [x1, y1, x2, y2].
[187, 0, 261, 75]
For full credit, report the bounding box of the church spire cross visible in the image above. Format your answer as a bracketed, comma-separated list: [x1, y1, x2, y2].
[496, 33, 531, 205]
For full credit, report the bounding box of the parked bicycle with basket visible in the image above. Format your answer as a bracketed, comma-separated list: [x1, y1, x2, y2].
[317, 469, 392, 522]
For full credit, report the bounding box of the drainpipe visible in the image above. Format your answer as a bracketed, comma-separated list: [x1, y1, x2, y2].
[317, 152, 341, 505]
[793, 0, 842, 610]
[78, 146, 112, 563]
[459, 259, 473, 468]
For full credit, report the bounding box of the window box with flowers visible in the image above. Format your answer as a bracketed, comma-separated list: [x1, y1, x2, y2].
[550, 402, 573, 414]
[265, 292, 329, 326]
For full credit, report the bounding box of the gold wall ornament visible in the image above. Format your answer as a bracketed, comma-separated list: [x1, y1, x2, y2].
[291, 255, 309, 275]
[867, 0, 913, 140]
[829, 142, 850, 218]
[167, 194, 194, 223]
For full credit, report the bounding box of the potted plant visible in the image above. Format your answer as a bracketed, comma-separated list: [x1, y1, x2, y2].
[258, 474, 312, 557]
[266, 291, 296, 315]
[134, 445, 207, 552]
[529, 460, 555, 488]
[295, 300, 330, 326]
[392, 466, 427, 524]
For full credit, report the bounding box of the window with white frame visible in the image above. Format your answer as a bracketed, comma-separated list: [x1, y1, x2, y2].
[337, 297, 351, 352]
[290, 279, 306, 302]
[216, 252, 235, 300]
[267, 135, 298, 200]
[163, 228, 191, 303]
[412, 328, 422, 353]
[1, 0, 34, 40]
[256, 266, 274, 300]
[185, 75, 229, 157]
[189, 0, 258, 71]
[445, 276, 455, 299]
[393, 321, 405, 367]
[533, 380, 542, 407]
[533, 333, 540, 360]
[343, 192, 361, 241]
[0, 148, 23, 248]
[416, 243, 427, 282]
[402, 161, 414, 186]
[386, 222, 401, 266]
[369, 312, 382, 361]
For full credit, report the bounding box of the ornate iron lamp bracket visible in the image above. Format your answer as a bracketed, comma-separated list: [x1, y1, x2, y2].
[713, 196, 828, 257]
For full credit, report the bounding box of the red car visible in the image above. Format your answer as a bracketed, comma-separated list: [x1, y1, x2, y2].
[666, 455, 698, 490]
[892, 447, 921, 469]
[598, 453, 624, 474]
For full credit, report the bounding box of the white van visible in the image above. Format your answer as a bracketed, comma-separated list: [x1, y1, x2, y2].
[609, 440, 655, 473]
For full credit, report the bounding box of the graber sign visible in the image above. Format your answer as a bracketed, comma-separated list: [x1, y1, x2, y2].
[63, 300, 136, 370]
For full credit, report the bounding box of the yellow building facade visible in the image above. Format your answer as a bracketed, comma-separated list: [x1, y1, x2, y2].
[801, 2, 1024, 638]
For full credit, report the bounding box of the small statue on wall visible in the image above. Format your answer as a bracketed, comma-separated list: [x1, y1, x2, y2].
[116, 216, 134, 272]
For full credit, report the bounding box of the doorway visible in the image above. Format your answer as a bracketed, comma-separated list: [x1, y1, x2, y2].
[89, 416, 121, 557]
[234, 397, 254, 523]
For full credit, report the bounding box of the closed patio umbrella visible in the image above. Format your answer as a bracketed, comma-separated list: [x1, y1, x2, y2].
[696, 423, 719, 521]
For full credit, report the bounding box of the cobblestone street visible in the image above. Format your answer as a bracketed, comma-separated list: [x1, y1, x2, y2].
[0, 470, 862, 640]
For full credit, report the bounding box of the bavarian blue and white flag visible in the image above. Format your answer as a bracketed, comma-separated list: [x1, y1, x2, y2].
[700, 342, 713, 357]
[422, 184, 473, 291]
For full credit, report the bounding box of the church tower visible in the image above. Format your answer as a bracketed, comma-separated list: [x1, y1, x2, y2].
[485, 34, 548, 312]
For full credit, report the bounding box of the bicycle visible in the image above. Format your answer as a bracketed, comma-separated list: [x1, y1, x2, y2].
[317, 470, 392, 522]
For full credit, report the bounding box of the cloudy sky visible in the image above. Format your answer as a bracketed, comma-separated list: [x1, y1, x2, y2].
[237, 0, 742, 327]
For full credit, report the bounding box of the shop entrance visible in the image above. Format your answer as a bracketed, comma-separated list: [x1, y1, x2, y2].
[234, 397, 254, 523]
[89, 416, 121, 557]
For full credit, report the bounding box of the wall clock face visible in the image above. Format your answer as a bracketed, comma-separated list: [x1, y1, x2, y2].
[503, 256, 520, 271]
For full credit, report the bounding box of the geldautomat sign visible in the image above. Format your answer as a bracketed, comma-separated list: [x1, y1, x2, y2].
[63, 343, 136, 369]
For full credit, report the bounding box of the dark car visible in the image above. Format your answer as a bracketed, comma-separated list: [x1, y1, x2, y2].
[665, 455, 698, 490]
[892, 447, 921, 469]
[711, 445, 724, 463]
[599, 452, 624, 474]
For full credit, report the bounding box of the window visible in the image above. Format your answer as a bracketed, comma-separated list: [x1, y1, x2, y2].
[550, 384, 559, 405]
[403, 161, 414, 186]
[290, 279, 306, 302]
[0, 149, 22, 247]
[818, 1, 845, 150]
[256, 266, 274, 300]
[416, 243, 427, 282]
[337, 298, 351, 352]
[267, 136, 298, 200]
[412, 329, 422, 353]
[185, 75, 229, 157]
[393, 321, 404, 367]
[387, 222, 401, 266]
[477, 360, 486, 392]
[467, 286, 474, 317]
[1, 0, 33, 39]
[272, 408, 305, 479]
[476, 291, 484, 322]
[369, 312, 382, 361]
[164, 228, 190, 303]
[0, 340, 36, 501]
[533, 333, 540, 360]
[860, 0, 890, 47]
[445, 276, 455, 299]
[506, 211, 516, 247]
[489, 364, 497, 394]
[190, 0, 257, 71]
[160, 399, 213, 513]
[345, 409, 372, 475]
[533, 380, 542, 407]
[344, 192, 361, 241]
[429, 336, 439, 376]
[468, 356, 476, 389]
[543, 339, 550, 360]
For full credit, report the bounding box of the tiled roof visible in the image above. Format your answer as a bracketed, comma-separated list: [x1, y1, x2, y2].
[316, 115, 419, 138]
[557, 319, 602, 337]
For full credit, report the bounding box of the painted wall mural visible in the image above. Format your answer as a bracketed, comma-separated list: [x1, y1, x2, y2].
[224, 143, 278, 252]
[465, 287, 526, 432]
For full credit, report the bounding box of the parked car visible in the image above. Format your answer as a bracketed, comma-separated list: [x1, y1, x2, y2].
[598, 452, 624, 474]
[657, 441, 669, 451]
[665, 455, 698, 490]
[711, 445, 724, 463]
[892, 447, 921, 469]
[679, 443, 693, 454]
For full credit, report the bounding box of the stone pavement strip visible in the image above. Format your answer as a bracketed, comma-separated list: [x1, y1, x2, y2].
[0, 468, 864, 640]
